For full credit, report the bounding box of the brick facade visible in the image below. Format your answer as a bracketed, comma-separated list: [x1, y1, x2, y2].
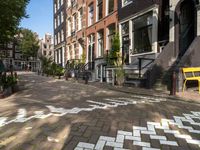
[85, 0, 118, 61]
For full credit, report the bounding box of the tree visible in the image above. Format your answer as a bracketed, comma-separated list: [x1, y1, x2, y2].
[19, 29, 39, 60]
[0, 0, 29, 43]
[39, 56, 53, 75]
[108, 33, 121, 66]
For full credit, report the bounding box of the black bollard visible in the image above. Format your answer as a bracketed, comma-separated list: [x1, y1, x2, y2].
[170, 71, 176, 95]
[85, 73, 88, 84]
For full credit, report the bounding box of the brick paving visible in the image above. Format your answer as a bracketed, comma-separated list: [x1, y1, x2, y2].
[0, 72, 199, 150]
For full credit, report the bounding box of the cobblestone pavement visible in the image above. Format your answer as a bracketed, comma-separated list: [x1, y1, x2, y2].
[0, 72, 199, 150]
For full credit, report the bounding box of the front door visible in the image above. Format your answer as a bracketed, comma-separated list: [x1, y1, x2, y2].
[179, 0, 195, 57]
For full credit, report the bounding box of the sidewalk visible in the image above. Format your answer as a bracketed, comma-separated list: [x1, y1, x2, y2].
[80, 81, 200, 104]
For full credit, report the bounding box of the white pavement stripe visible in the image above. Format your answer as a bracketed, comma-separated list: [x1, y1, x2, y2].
[75, 111, 200, 149]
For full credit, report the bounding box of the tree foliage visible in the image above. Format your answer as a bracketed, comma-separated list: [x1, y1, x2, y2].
[19, 29, 39, 59]
[0, 0, 29, 43]
[108, 33, 121, 66]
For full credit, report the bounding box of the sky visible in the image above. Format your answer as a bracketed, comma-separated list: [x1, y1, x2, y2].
[20, 0, 53, 39]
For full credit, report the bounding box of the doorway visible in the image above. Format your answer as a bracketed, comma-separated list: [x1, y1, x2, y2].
[177, 0, 195, 57]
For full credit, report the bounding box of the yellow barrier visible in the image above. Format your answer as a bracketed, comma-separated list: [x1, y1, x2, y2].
[182, 67, 200, 94]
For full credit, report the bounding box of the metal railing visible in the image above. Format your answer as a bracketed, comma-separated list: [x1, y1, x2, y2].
[138, 57, 155, 78]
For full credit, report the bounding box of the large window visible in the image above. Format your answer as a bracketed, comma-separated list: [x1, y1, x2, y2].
[67, 18, 71, 37]
[132, 12, 153, 54]
[88, 3, 94, 26]
[57, 0, 60, 9]
[72, 14, 77, 31]
[67, 0, 71, 8]
[107, 24, 115, 50]
[54, 3, 57, 13]
[61, 30, 64, 42]
[97, 30, 104, 57]
[58, 32, 60, 44]
[78, 8, 83, 30]
[61, 11, 64, 23]
[97, 0, 103, 21]
[108, 0, 114, 14]
[58, 15, 60, 26]
[88, 34, 95, 62]
[121, 22, 129, 64]
[54, 18, 57, 29]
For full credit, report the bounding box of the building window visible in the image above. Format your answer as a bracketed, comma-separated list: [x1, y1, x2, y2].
[43, 44, 47, 49]
[43, 50, 47, 56]
[72, 14, 77, 31]
[61, 11, 64, 23]
[88, 3, 94, 26]
[72, 0, 77, 7]
[58, 32, 60, 44]
[78, 8, 83, 30]
[88, 34, 95, 62]
[132, 12, 153, 54]
[97, 0, 103, 21]
[54, 3, 57, 13]
[58, 15, 60, 26]
[54, 18, 57, 29]
[61, 30, 64, 41]
[108, 0, 114, 14]
[67, 0, 71, 8]
[122, 0, 132, 7]
[107, 24, 115, 50]
[97, 30, 104, 57]
[57, 0, 60, 9]
[55, 35, 57, 45]
[67, 18, 71, 37]
[60, 0, 63, 6]
[121, 21, 129, 64]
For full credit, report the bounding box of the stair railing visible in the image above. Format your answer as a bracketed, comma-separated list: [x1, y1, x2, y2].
[138, 57, 155, 78]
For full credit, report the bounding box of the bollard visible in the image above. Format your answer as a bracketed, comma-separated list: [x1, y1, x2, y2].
[85, 73, 88, 84]
[170, 71, 176, 95]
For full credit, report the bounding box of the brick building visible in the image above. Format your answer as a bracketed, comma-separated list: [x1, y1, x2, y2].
[85, 0, 118, 81]
[54, 0, 66, 67]
[65, 0, 86, 61]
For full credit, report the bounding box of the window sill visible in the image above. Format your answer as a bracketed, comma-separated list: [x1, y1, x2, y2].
[122, 1, 132, 8]
[130, 52, 155, 57]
